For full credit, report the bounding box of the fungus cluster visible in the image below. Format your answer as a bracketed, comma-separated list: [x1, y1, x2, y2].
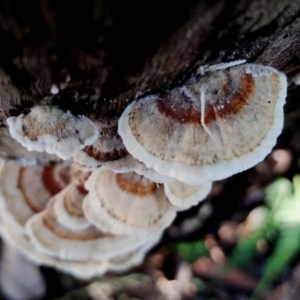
[0, 159, 209, 278]
[1, 62, 287, 278]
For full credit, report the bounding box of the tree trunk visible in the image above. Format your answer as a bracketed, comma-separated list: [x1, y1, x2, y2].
[0, 0, 299, 156]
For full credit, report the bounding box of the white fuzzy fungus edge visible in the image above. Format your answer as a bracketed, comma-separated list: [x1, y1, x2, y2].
[51, 186, 91, 231]
[7, 106, 99, 160]
[25, 212, 153, 260]
[83, 169, 177, 236]
[164, 181, 212, 210]
[0, 210, 109, 279]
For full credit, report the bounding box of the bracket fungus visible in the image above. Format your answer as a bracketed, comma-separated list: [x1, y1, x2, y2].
[73, 120, 133, 169]
[118, 63, 287, 184]
[133, 159, 175, 183]
[0, 160, 70, 230]
[83, 168, 177, 235]
[0, 59, 288, 279]
[164, 181, 212, 210]
[73, 123, 173, 183]
[0, 161, 109, 279]
[0, 158, 170, 277]
[52, 182, 92, 231]
[7, 105, 99, 160]
[0, 206, 109, 279]
[26, 181, 154, 260]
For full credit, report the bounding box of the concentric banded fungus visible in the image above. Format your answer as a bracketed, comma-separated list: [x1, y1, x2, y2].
[0, 160, 70, 230]
[52, 183, 91, 231]
[118, 64, 287, 184]
[73, 121, 173, 182]
[0, 207, 108, 279]
[26, 184, 152, 260]
[164, 181, 212, 210]
[73, 120, 134, 169]
[133, 160, 175, 183]
[0, 130, 61, 161]
[7, 105, 99, 160]
[75, 149, 173, 183]
[74, 149, 136, 172]
[83, 168, 176, 235]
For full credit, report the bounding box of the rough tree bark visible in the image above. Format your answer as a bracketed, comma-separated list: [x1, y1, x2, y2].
[0, 1, 299, 298]
[0, 0, 300, 158]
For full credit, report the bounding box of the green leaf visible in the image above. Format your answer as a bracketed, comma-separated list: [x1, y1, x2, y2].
[250, 226, 300, 300]
[293, 175, 300, 200]
[176, 241, 209, 263]
[227, 221, 276, 270]
[265, 178, 293, 209]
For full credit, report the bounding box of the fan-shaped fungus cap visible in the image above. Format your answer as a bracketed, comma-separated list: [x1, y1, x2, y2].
[164, 181, 212, 210]
[83, 168, 176, 235]
[73, 120, 133, 168]
[118, 64, 287, 184]
[73, 119, 174, 182]
[0, 206, 109, 279]
[74, 149, 137, 172]
[25, 184, 153, 260]
[0, 129, 61, 161]
[52, 182, 91, 231]
[133, 160, 175, 183]
[0, 160, 70, 229]
[7, 105, 99, 160]
[75, 148, 174, 183]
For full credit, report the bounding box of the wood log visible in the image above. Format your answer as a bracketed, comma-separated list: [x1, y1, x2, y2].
[0, 0, 299, 157]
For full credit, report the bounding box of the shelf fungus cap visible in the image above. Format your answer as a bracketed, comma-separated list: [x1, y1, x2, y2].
[7, 105, 99, 160]
[134, 160, 175, 183]
[73, 120, 134, 170]
[0, 161, 69, 230]
[25, 195, 152, 260]
[52, 183, 91, 231]
[75, 148, 174, 183]
[0, 207, 109, 279]
[118, 64, 287, 184]
[83, 168, 177, 235]
[74, 149, 137, 172]
[164, 181, 212, 210]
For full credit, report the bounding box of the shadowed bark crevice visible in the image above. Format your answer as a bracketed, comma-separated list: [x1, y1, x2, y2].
[0, 0, 300, 157]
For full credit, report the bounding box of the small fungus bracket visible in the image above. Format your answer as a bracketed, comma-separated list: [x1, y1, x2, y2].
[7, 106, 99, 160]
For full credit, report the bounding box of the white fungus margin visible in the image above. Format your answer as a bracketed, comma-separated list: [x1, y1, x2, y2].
[7, 106, 99, 160]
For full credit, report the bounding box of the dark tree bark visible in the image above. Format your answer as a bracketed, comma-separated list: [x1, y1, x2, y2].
[0, 0, 299, 157]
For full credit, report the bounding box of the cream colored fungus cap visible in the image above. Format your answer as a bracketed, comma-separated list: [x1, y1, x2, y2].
[0, 212, 108, 279]
[0, 207, 109, 279]
[164, 181, 212, 210]
[73, 118, 136, 172]
[52, 183, 91, 231]
[25, 197, 153, 260]
[118, 64, 287, 185]
[74, 149, 136, 172]
[133, 159, 175, 183]
[73, 122, 173, 183]
[75, 150, 174, 183]
[0, 160, 69, 230]
[83, 168, 177, 235]
[7, 105, 99, 160]
[73, 120, 132, 169]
